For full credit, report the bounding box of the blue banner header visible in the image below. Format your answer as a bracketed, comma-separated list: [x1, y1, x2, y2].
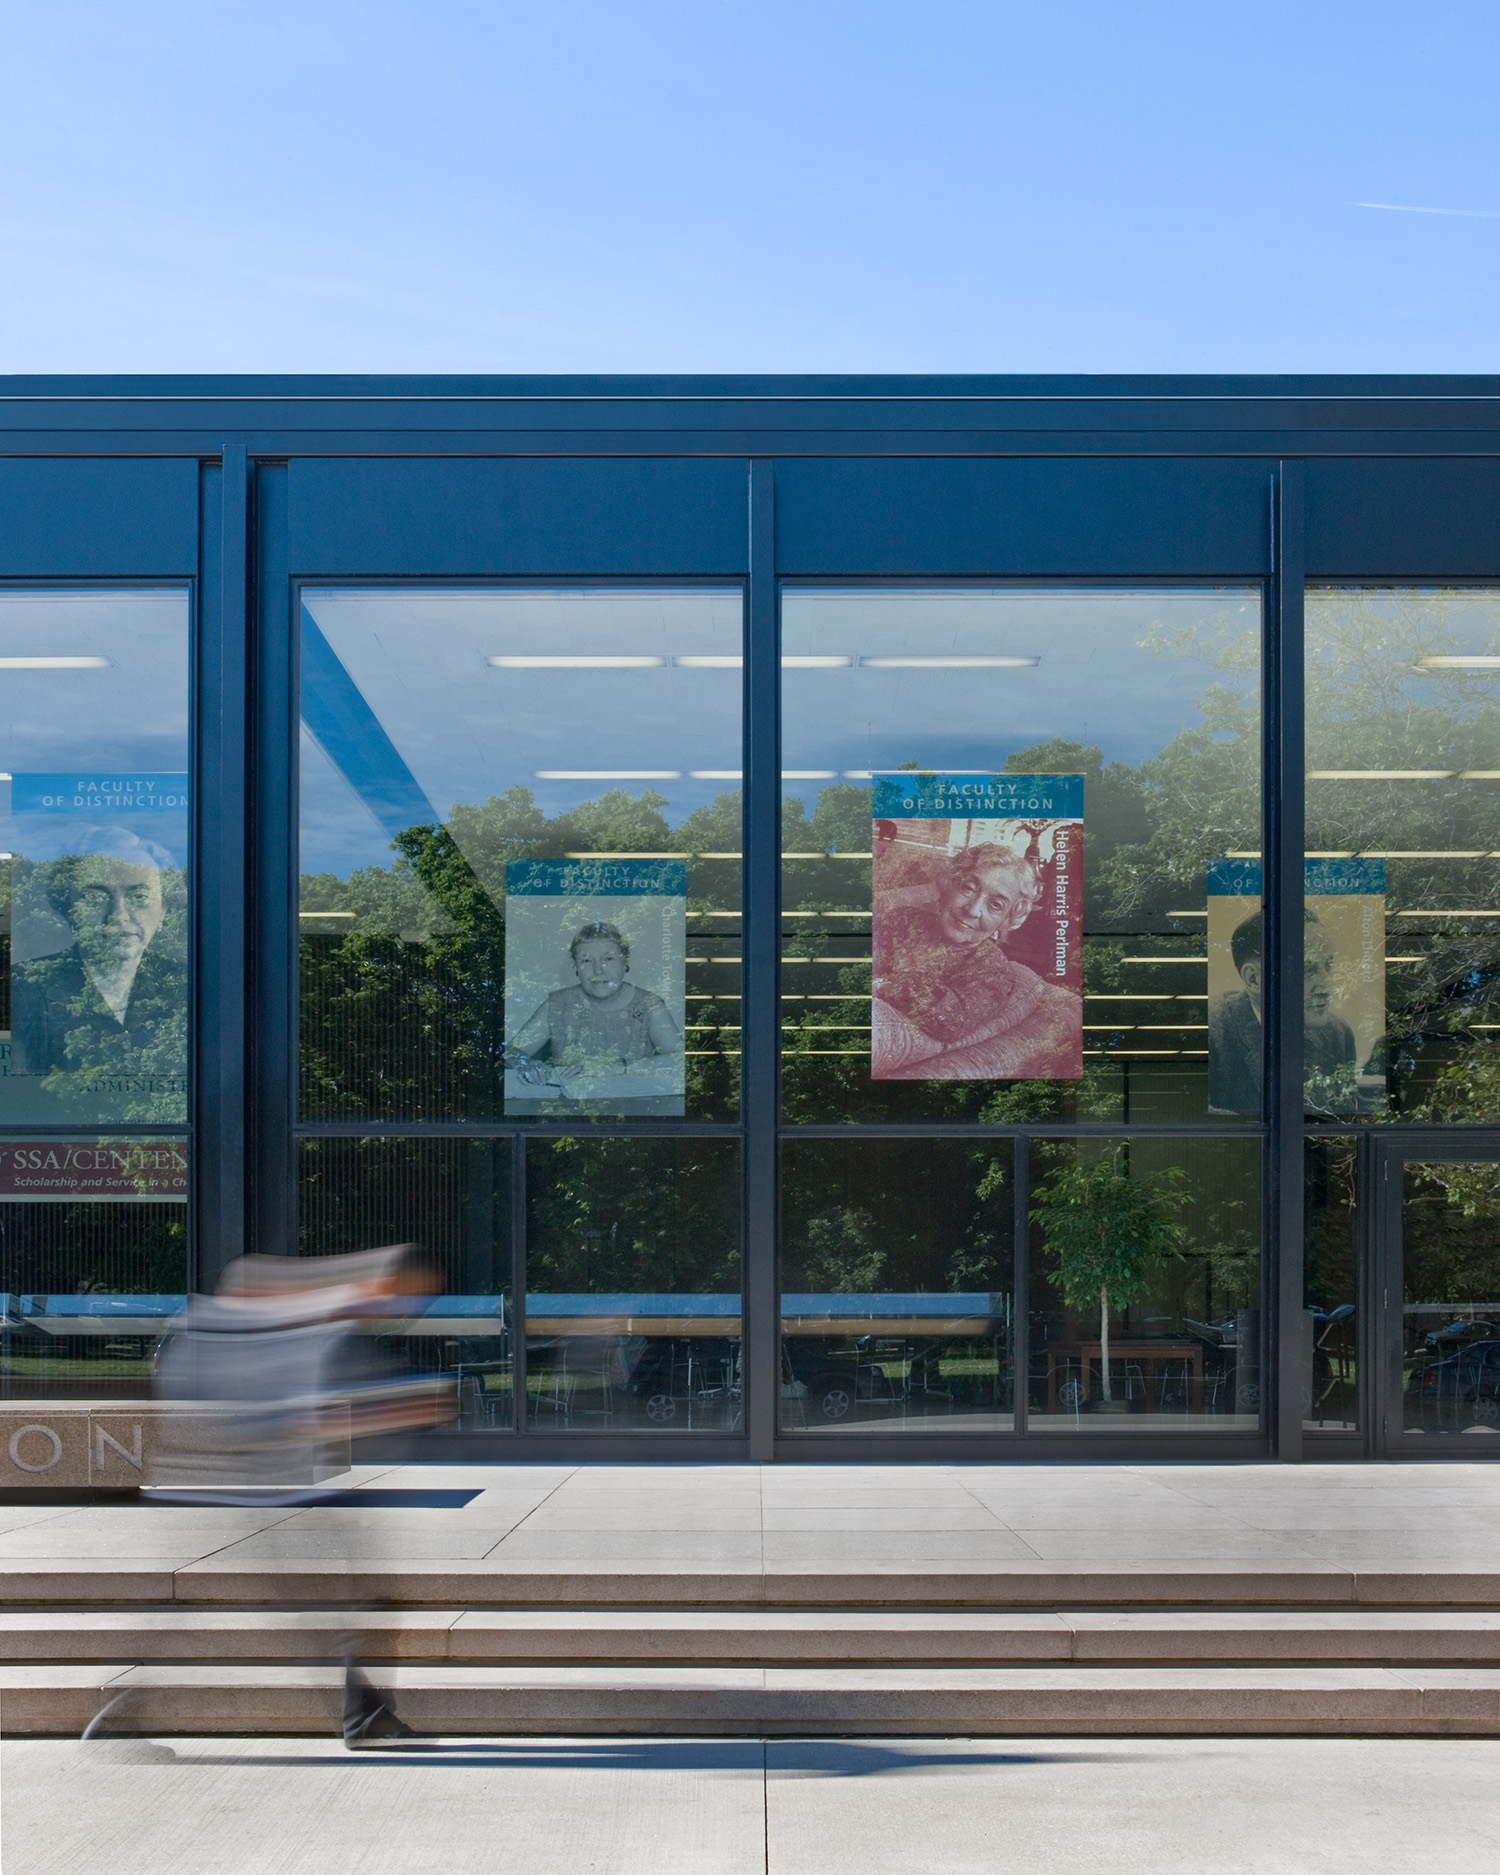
[871, 771, 1084, 819]
[10, 774, 190, 814]
[506, 858, 687, 897]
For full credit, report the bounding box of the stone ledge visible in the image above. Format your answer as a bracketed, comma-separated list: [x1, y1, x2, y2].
[8, 1663, 1500, 1737]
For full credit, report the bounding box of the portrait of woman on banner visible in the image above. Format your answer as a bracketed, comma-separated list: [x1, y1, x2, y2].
[871, 826, 1082, 1081]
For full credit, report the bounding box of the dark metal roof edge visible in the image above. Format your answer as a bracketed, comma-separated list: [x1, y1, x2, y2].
[0, 372, 1496, 402]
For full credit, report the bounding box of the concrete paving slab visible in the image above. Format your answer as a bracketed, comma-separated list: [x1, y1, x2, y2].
[1009, 1528, 1324, 1561]
[762, 1530, 1040, 1563]
[765, 1737, 1500, 1875]
[490, 1530, 766, 1563]
[761, 1506, 1006, 1531]
[0, 1736, 768, 1875]
[199, 1530, 508, 1561]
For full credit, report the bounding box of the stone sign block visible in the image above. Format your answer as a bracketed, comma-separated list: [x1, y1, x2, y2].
[0, 1410, 91, 1488]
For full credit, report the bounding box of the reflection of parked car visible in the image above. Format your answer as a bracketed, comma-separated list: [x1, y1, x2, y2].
[1408, 1337, 1500, 1422]
[621, 1336, 738, 1427]
[783, 1337, 902, 1422]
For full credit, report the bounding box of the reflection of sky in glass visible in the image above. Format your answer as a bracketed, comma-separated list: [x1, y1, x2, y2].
[0, 590, 190, 868]
[781, 587, 1259, 808]
[301, 589, 743, 876]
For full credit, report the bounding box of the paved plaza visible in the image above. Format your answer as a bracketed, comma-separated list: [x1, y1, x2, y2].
[6, 1733, 1500, 1875]
[4, 1458, 1500, 1571]
[7, 1462, 1500, 1868]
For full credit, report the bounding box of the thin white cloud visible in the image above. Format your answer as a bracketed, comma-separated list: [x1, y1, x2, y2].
[1354, 201, 1499, 219]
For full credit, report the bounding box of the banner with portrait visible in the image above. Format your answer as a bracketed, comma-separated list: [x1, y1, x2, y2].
[870, 771, 1084, 1082]
[503, 858, 687, 1116]
[1, 772, 189, 1124]
[1207, 858, 1386, 1115]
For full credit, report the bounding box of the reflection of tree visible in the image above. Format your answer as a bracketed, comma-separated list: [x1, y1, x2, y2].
[1307, 590, 1500, 1120]
[526, 1137, 739, 1295]
[781, 1140, 1010, 1296]
[1403, 1163, 1500, 1302]
[299, 785, 740, 1123]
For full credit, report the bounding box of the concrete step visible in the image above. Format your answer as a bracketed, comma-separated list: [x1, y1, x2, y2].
[8, 1560, 1500, 1608]
[9, 1607, 1500, 1666]
[9, 1662, 1500, 1737]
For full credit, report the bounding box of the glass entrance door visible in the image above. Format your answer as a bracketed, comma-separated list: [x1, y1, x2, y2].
[1375, 1142, 1500, 1451]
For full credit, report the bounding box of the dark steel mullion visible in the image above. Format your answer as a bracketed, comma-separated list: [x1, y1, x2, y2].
[743, 461, 779, 1460]
[194, 447, 250, 1291]
[1012, 1133, 1030, 1435]
[1269, 461, 1306, 1460]
[250, 465, 296, 1256]
[511, 1131, 527, 1435]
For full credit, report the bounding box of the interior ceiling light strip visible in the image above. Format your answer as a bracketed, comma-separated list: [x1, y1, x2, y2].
[0, 655, 110, 668]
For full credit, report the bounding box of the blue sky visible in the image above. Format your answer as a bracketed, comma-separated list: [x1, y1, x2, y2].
[2, 0, 1496, 373]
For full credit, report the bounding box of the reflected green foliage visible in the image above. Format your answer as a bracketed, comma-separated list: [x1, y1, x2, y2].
[1308, 589, 1500, 1120]
[526, 1137, 740, 1295]
[1031, 1144, 1187, 1401]
[780, 605, 1260, 1127]
[299, 785, 741, 1123]
[782, 1139, 1010, 1296]
[1403, 1162, 1500, 1303]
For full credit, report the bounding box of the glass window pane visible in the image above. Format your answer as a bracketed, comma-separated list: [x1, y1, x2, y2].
[298, 1137, 513, 1432]
[524, 1137, 740, 1433]
[1401, 1160, 1500, 1438]
[298, 588, 743, 1124]
[1305, 587, 1500, 1122]
[780, 1138, 1015, 1433]
[780, 587, 1261, 1124]
[0, 1146, 187, 1403]
[0, 589, 190, 1125]
[1303, 1135, 1358, 1431]
[1027, 1136, 1261, 1430]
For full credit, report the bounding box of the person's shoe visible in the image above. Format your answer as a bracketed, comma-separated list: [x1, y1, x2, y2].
[342, 1664, 431, 1750]
[344, 1704, 425, 1749]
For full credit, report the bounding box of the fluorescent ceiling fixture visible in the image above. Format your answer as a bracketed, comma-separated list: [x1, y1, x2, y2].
[535, 770, 680, 780]
[1226, 850, 1262, 858]
[1305, 851, 1356, 858]
[1308, 769, 1456, 780]
[1121, 957, 1208, 965]
[1462, 771, 1500, 780]
[1358, 851, 1486, 859]
[1418, 656, 1500, 669]
[1167, 910, 1209, 918]
[843, 770, 873, 779]
[782, 655, 854, 668]
[299, 909, 355, 918]
[0, 655, 111, 669]
[689, 770, 742, 780]
[858, 655, 1040, 669]
[0, 852, 11, 861]
[488, 654, 666, 669]
[674, 655, 742, 668]
[782, 770, 838, 779]
[1394, 909, 1500, 917]
[564, 850, 679, 858]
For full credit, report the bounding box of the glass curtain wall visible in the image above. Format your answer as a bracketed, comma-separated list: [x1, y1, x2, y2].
[0, 589, 190, 1403]
[1303, 588, 1500, 1446]
[779, 586, 1264, 1432]
[295, 586, 744, 1431]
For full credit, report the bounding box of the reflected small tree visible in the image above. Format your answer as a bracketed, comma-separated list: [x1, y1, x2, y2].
[1031, 1147, 1188, 1405]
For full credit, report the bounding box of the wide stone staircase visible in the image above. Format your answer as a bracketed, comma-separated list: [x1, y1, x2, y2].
[7, 1558, 1500, 1736]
